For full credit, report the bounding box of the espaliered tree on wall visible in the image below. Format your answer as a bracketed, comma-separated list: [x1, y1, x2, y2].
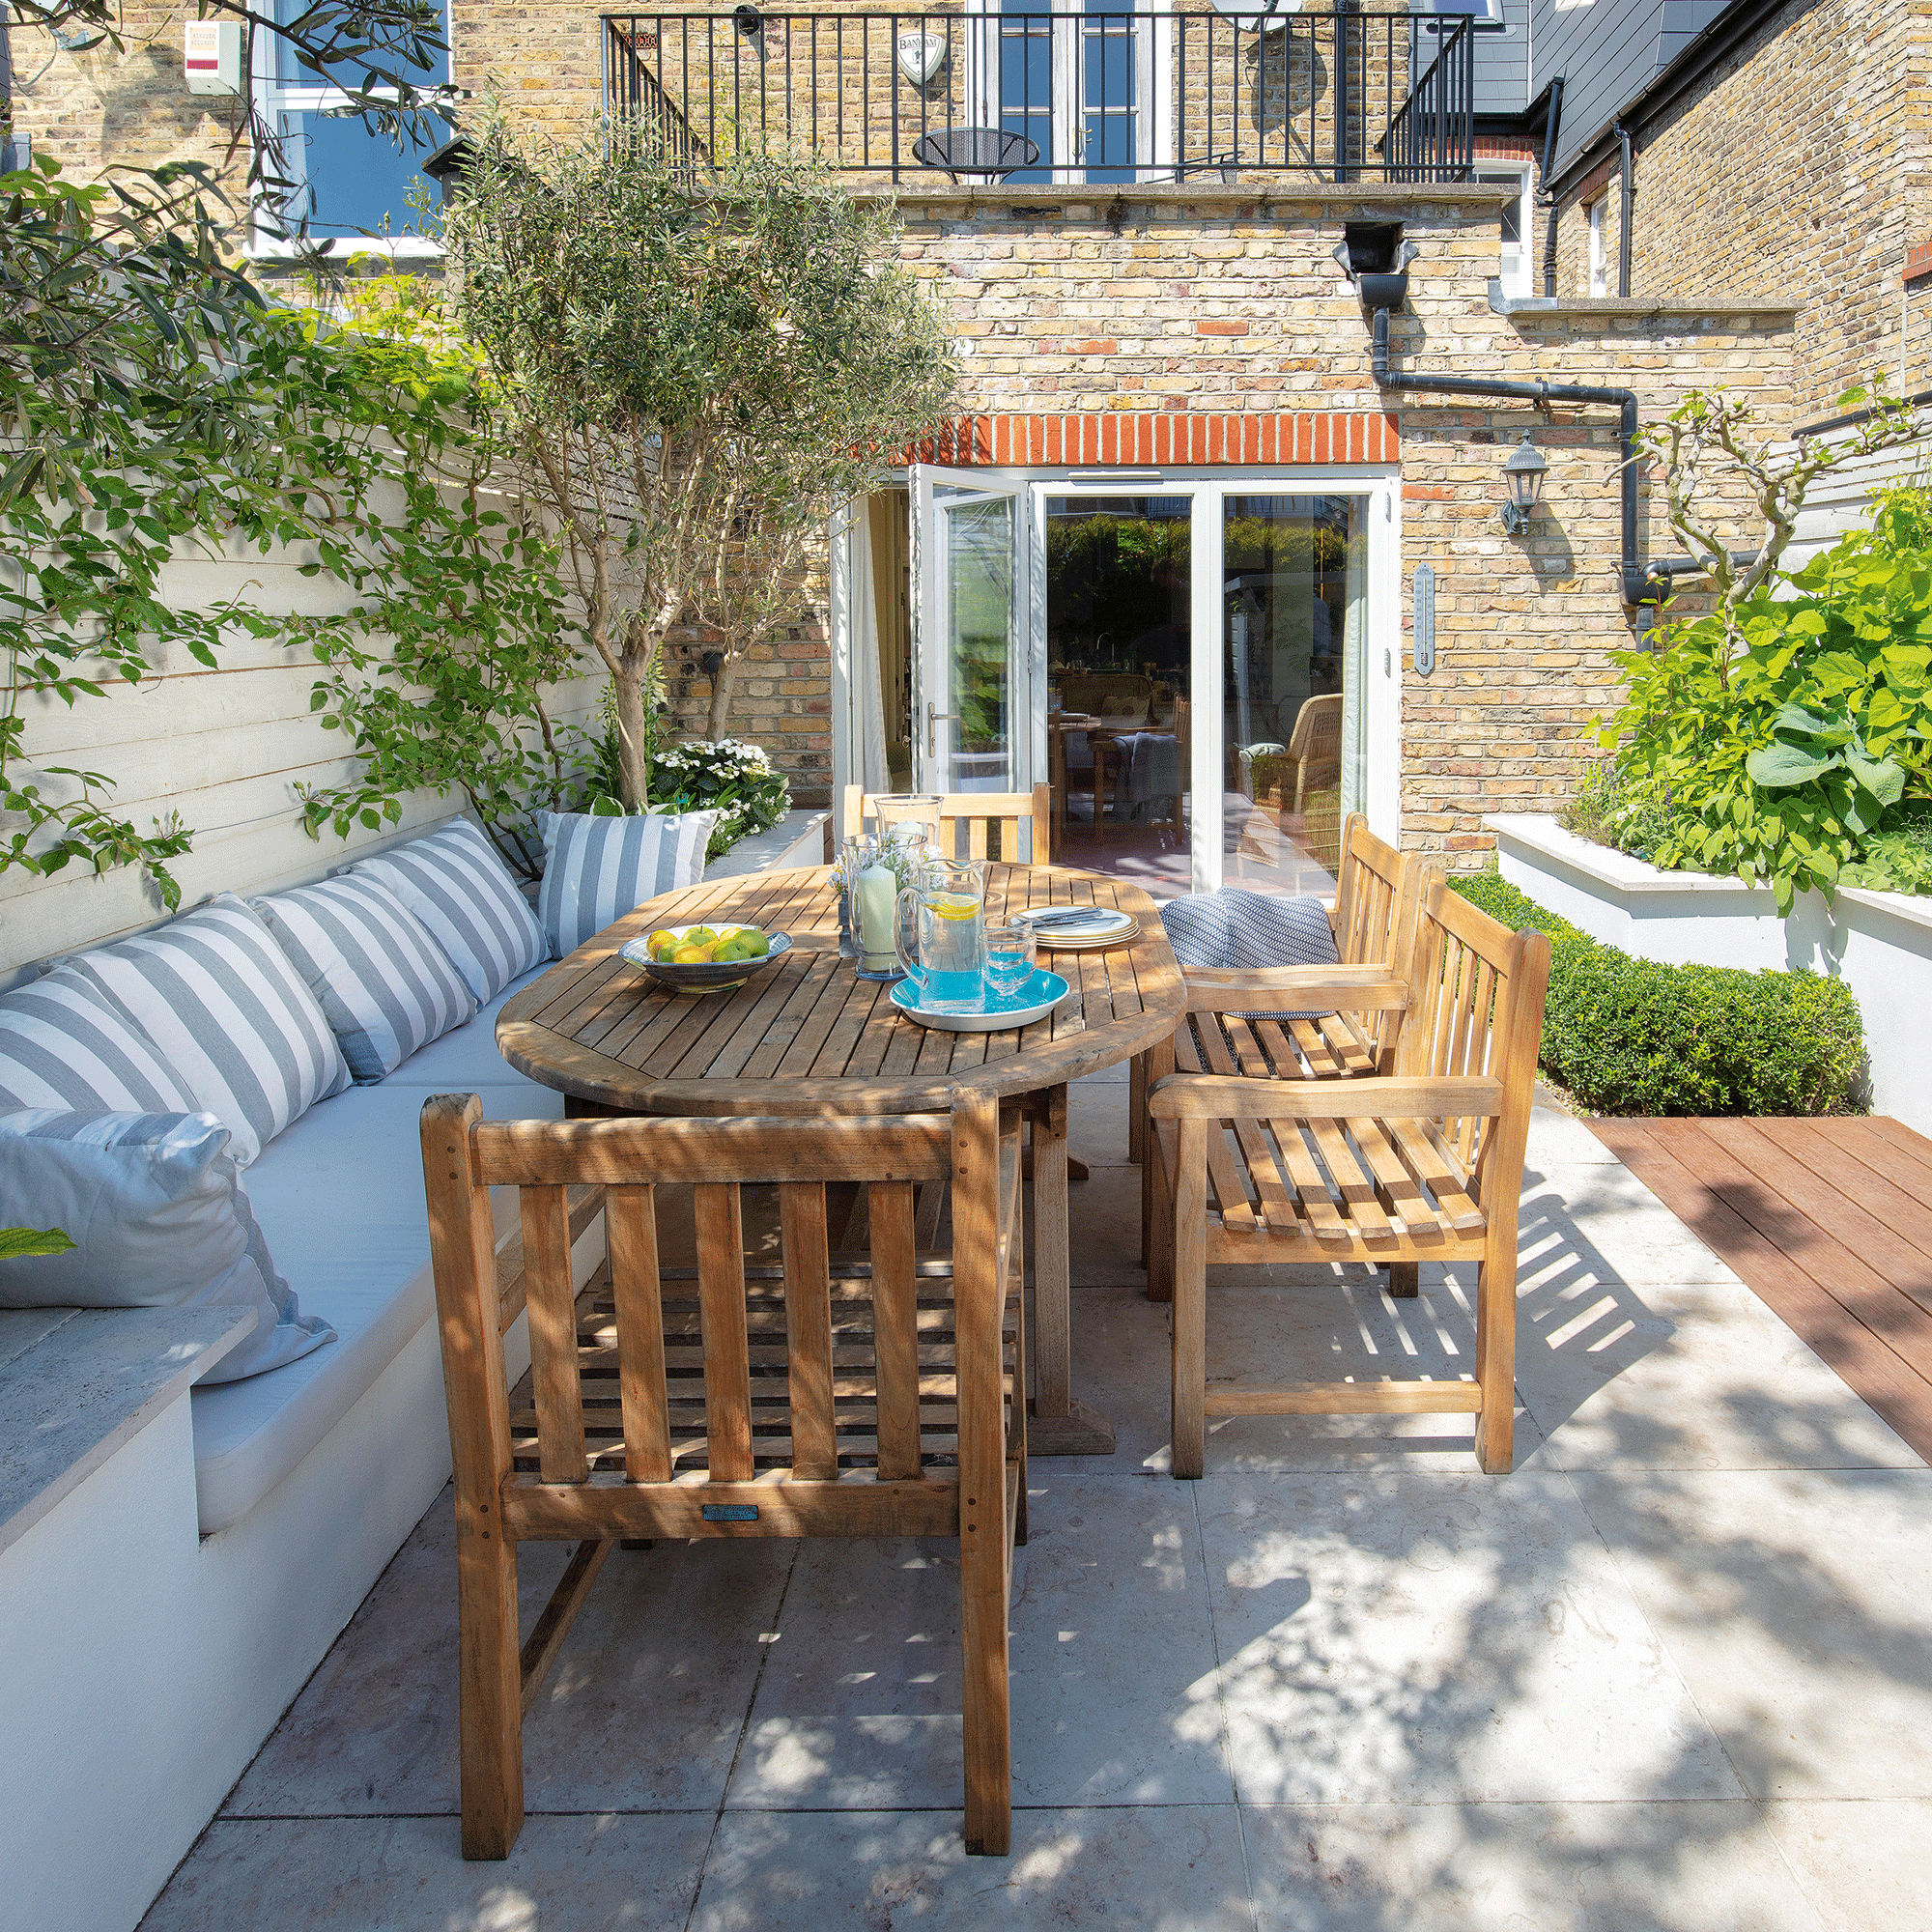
[440, 128, 957, 805]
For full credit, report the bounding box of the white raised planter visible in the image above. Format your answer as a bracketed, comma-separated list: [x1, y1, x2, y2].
[1486, 813, 1932, 1135]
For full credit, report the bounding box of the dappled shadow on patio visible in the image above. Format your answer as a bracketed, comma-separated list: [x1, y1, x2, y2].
[139, 1105, 1932, 1931]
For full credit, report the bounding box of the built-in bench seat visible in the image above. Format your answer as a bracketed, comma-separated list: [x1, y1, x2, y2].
[189, 966, 577, 1534]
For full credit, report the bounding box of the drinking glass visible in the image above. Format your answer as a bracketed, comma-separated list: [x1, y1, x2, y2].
[982, 920, 1037, 1001]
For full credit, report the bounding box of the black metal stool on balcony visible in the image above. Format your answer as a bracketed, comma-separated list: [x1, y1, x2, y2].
[911, 128, 1042, 184]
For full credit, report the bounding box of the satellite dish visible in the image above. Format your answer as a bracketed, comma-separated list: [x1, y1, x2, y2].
[1208, 0, 1302, 27]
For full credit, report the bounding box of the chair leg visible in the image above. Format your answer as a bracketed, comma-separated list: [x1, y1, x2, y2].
[1147, 1121, 1175, 1303]
[456, 1517, 524, 1860]
[1170, 1118, 1208, 1480]
[1385, 1262, 1420, 1299]
[959, 1499, 1013, 1854]
[1475, 1235, 1518, 1475]
[1128, 1051, 1147, 1167]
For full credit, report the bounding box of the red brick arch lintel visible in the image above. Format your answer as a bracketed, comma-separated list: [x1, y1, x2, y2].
[907, 412, 1400, 468]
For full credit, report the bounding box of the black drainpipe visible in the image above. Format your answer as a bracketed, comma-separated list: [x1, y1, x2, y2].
[1540, 76, 1565, 298]
[1615, 122, 1634, 297]
[1370, 305, 1747, 607]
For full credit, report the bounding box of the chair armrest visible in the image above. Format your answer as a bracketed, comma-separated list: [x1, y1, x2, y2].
[1147, 1072, 1503, 1122]
[1180, 965, 1408, 1012]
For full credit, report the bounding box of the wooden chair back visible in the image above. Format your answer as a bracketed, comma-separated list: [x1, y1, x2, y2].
[1392, 877, 1549, 1206]
[840, 782, 1054, 864]
[421, 1094, 1026, 1859]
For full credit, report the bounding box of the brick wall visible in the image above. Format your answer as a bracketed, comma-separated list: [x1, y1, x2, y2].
[1550, 0, 1924, 420]
[894, 183, 1794, 865]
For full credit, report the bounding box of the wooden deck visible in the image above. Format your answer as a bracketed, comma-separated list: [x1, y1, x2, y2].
[1591, 1116, 1932, 1463]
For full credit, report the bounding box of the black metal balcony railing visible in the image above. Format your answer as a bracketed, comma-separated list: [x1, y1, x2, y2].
[602, 9, 1473, 187]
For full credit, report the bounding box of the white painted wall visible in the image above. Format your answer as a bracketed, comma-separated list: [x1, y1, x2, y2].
[1, 491, 604, 981]
[1489, 813, 1932, 1133]
[1783, 428, 1932, 573]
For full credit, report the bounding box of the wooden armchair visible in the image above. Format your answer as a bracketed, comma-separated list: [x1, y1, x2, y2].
[839, 783, 1054, 864]
[420, 1093, 1027, 1860]
[1146, 879, 1550, 1477]
[1133, 815, 1435, 1274]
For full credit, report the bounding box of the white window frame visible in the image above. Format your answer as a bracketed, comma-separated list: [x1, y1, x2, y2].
[963, 0, 1174, 186]
[248, 4, 452, 259]
[1415, 0, 1508, 32]
[1588, 197, 1608, 296]
[1478, 163, 1534, 298]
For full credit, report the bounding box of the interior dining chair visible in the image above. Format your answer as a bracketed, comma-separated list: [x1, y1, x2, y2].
[1146, 878, 1551, 1476]
[839, 783, 1055, 864]
[420, 1092, 1028, 1859]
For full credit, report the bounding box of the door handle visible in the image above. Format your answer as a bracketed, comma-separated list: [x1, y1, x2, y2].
[926, 701, 958, 757]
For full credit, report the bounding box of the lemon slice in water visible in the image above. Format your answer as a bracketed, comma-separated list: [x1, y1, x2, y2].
[930, 895, 980, 921]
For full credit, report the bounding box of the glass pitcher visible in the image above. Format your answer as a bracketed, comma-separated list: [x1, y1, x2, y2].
[895, 855, 987, 1013]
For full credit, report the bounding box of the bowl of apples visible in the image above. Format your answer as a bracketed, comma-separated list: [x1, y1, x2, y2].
[617, 922, 793, 994]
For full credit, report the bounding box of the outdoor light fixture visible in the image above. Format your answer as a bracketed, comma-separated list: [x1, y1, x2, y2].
[1500, 431, 1549, 534]
[732, 5, 764, 41]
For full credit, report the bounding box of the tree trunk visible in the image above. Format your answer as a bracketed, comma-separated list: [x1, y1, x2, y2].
[612, 661, 651, 809]
[705, 648, 737, 742]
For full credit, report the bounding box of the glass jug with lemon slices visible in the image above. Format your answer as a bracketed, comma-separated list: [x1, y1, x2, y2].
[895, 855, 986, 1013]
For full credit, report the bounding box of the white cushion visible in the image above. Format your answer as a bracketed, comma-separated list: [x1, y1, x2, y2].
[0, 966, 198, 1116]
[187, 968, 564, 1533]
[59, 895, 352, 1167]
[0, 1109, 332, 1382]
[537, 808, 720, 959]
[252, 874, 476, 1085]
[352, 817, 546, 1004]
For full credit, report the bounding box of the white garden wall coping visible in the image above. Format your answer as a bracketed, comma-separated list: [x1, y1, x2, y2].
[703, 807, 833, 880]
[1485, 813, 1932, 1134]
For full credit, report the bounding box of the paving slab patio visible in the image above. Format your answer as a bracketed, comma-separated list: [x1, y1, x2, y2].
[142, 1096, 1930, 1931]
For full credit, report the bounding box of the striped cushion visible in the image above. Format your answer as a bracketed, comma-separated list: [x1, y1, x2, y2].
[61, 895, 352, 1168]
[252, 874, 477, 1085]
[538, 809, 721, 960]
[352, 817, 546, 1002]
[1158, 889, 1341, 1019]
[0, 967, 199, 1116]
[0, 1108, 332, 1383]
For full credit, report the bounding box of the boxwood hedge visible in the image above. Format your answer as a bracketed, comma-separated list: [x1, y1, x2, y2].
[1451, 872, 1866, 1118]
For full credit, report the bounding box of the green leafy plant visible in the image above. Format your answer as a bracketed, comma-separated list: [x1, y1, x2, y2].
[1453, 872, 1866, 1117]
[441, 128, 956, 804]
[1603, 485, 1932, 910]
[0, 1226, 75, 1262]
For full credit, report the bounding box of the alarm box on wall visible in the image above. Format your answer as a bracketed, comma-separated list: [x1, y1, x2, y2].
[185, 18, 243, 95]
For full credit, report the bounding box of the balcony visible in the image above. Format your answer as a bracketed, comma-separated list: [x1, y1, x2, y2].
[602, 6, 1474, 188]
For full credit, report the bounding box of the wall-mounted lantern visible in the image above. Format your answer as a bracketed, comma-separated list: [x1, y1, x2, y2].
[1500, 432, 1549, 534]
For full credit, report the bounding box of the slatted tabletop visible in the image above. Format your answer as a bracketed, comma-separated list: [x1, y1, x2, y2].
[497, 864, 1184, 1117]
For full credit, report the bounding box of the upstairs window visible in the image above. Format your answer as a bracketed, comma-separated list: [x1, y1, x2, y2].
[251, 0, 453, 254]
[1588, 198, 1608, 295]
[1415, 0, 1508, 29]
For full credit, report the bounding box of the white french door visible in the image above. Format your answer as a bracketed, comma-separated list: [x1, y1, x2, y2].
[909, 465, 1037, 793]
[890, 467, 1402, 892]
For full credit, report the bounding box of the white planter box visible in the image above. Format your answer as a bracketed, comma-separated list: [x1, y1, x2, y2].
[1485, 813, 1932, 1134]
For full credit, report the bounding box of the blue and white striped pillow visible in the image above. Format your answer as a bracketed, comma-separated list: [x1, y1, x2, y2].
[0, 966, 199, 1116]
[538, 809, 721, 960]
[252, 874, 477, 1085]
[60, 895, 352, 1168]
[0, 1108, 332, 1383]
[351, 817, 547, 1003]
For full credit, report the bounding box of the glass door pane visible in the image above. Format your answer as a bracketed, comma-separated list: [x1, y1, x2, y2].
[1221, 494, 1370, 895]
[1041, 493, 1193, 894]
[914, 475, 1028, 794]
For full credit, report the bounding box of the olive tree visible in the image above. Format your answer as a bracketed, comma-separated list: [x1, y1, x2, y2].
[442, 130, 956, 805]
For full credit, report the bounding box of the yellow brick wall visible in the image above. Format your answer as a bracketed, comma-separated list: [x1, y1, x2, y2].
[1550, 0, 1924, 422]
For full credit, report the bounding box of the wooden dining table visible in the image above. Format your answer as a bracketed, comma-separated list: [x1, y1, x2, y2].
[497, 862, 1185, 1456]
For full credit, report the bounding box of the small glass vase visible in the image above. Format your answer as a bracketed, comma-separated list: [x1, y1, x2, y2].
[845, 834, 906, 982]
